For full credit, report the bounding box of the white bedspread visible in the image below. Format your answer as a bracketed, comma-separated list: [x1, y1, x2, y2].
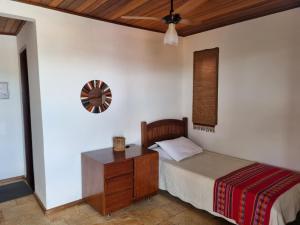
[159, 150, 300, 225]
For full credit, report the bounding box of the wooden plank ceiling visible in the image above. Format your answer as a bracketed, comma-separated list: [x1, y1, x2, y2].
[0, 16, 25, 35]
[16, 0, 300, 36]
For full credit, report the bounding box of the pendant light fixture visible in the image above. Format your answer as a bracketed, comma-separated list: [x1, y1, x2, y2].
[164, 23, 178, 46]
[163, 0, 179, 46]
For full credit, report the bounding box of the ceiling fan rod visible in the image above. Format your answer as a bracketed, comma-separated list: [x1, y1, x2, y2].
[170, 0, 174, 14]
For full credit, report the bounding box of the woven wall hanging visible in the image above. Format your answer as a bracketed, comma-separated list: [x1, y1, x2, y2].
[193, 48, 219, 132]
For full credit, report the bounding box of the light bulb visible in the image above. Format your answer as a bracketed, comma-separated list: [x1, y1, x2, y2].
[164, 23, 178, 46]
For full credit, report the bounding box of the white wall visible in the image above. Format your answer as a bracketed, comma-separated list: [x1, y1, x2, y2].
[2, 0, 299, 210]
[0, 35, 25, 180]
[0, 0, 183, 209]
[41, 13, 183, 210]
[182, 8, 300, 171]
[17, 21, 47, 206]
[39, 15, 182, 209]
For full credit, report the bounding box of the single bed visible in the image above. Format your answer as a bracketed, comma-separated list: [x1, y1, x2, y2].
[141, 118, 300, 225]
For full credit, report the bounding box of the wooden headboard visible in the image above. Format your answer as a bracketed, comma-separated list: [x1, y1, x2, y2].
[141, 118, 188, 148]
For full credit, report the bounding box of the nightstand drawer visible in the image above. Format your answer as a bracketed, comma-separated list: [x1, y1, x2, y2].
[105, 189, 133, 213]
[105, 173, 133, 194]
[104, 160, 133, 178]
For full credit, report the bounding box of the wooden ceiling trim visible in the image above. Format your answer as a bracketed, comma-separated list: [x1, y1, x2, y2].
[14, 0, 300, 37]
[66, 0, 87, 11]
[189, 0, 268, 24]
[0, 18, 7, 31]
[56, 0, 75, 8]
[4, 19, 15, 33]
[108, 1, 149, 20]
[78, 0, 109, 14]
[74, 0, 100, 13]
[90, 1, 126, 17]
[175, 0, 208, 15]
[123, 0, 182, 18]
[49, 0, 64, 7]
[16, 0, 166, 34]
[31, 0, 51, 6]
[10, 20, 19, 33]
[0, 17, 26, 36]
[16, 21, 26, 34]
[180, 0, 300, 36]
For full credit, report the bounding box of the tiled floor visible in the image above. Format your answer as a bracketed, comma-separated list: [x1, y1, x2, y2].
[0, 192, 231, 225]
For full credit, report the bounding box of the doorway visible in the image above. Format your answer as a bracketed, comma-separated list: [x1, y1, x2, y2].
[19, 49, 35, 191]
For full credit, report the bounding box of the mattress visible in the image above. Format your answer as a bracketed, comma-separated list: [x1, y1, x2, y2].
[159, 150, 300, 225]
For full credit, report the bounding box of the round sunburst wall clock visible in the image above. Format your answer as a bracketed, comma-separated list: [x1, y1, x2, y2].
[80, 80, 112, 113]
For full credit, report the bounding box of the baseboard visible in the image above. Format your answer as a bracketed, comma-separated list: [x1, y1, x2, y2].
[33, 193, 84, 215]
[33, 193, 47, 212]
[45, 199, 84, 215]
[0, 175, 25, 185]
[0, 178, 84, 215]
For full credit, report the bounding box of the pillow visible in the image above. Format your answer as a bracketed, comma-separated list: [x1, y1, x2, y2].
[156, 137, 203, 161]
[148, 144, 159, 149]
[151, 146, 173, 160]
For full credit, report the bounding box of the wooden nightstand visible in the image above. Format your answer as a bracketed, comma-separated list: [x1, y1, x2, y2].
[81, 145, 158, 215]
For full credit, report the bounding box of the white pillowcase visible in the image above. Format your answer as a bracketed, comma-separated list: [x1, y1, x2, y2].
[151, 146, 173, 160]
[156, 136, 203, 161]
[149, 144, 172, 160]
[148, 144, 159, 149]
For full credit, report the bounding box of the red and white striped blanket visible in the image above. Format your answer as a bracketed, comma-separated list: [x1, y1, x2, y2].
[213, 163, 300, 225]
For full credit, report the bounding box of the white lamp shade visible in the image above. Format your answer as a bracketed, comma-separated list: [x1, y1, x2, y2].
[164, 23, 178, 46]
